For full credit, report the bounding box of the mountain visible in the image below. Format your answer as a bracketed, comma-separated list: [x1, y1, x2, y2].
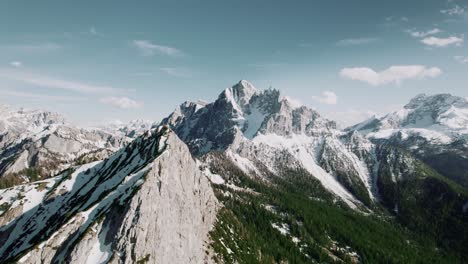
[349, 93, 468, 187]
[0, 105, 157, 188]
[162, 80, 377, 208]
[162, 81, 468, 261]
[349, 93, 467, 142]
[96, 119, 157, 139]
[0, 126, 218, 263]
[1, 82, 467, 263]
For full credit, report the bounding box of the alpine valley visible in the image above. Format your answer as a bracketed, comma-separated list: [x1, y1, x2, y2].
[0, 81, 467, 263]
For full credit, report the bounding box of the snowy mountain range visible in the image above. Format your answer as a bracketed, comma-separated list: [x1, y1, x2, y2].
[0, 81, 467, 263]
[0, 106, 156, 187]
[349, 93, 468, 143]
[350, 93, 468, 188]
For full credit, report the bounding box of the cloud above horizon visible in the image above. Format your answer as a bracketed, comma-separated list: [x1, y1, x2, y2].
[454, 56, 468, 64]
[406, 28, 441, 38]
[335, 37, 378, 46]
[0, 43, 62, 53]
[421, 36, 464, 47]
[10, 61, 22, 68]
[311, 91, 337, 105]
[99, 96, 143, 109]
[440, 5, 465, 16]
[0, 89, 84, 102]
[340, 65, 442, 86]
[159, 67, 192, 78]
[0, 69, 131, 94]
[132, 40, 184, 57]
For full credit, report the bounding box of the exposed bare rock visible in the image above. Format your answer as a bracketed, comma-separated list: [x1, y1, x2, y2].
[0, 127, 218, 263]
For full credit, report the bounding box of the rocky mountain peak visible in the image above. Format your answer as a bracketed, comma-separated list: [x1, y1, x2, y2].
[219, 80, 258, 112]
[0, 105, 66, 134]
[404, 93, 465, 110]
[0, 125, 218, 263]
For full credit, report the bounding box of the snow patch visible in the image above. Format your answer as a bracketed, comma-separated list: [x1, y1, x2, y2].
[271, 222, 290, 236]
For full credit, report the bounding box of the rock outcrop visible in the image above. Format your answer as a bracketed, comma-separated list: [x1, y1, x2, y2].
[0, 126, 218, 263]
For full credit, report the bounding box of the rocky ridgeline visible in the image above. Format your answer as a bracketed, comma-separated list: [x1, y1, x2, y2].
[0, 126, 218, 263]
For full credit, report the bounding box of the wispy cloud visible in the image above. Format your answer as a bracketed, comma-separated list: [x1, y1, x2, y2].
[454, 55, 468, 63]
[441, 5, 465, 16]
[159, 67, 191, 78]
[421, 36, 463, 47]
[132, 40, 184, 57]
[382, 16, 410, 27]
[132, 72, 155, 77]
[311, 91, 337, 105]
[406, 28, 441, 38]
[340, 65, 442, 86]
[0, 69, 131, 94]
[0, 89, 84, 102]
[10, 61, 23, 68]
[248, 63, 287, 68]
[335, 38, 378, 46]
[99, 96, 143, 109]
[89, 26, 104, 37]
[0, 43, 62, 53]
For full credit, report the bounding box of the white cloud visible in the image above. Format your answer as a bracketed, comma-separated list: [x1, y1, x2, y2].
[335, 38, 378, 46]
[0, 69, 131, 94]
[454, 55, 468, 63]
[340, 65, 442, 86]
[421, 36, 463, 47]
[383, 16, 410, 26]
[10, 61, 22, 68]
[132, 40, 184, 57]
[406, 28, 441, 38]
[281, 96, 303, 108]
[99, 96, 143, 109]
[441, 5, 465, 16]
[311, 91, 337, 105]
[0, 43, 62, 53]
[159, 67, 191, 78]
[0, 89, 83, 102]
[89, 26, 103, 37]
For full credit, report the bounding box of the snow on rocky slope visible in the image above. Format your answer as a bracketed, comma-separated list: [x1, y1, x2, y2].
[349, 93, 468, 187]
[95, 119, 157, 139]
[0, 126, 218, 263]
[0, 105, 146, 185]
[349, 93, 468, 143]
[162, 80, 378, 208]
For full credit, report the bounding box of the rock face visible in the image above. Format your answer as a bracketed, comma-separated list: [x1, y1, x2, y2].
[0, 126, 218, 263]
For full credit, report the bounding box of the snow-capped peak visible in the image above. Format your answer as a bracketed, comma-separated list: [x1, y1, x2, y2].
[220, 80, 258, 114]
[350, 93, 468, 144]
[404, 93, 465, 110]
[0, 104, 66, 135]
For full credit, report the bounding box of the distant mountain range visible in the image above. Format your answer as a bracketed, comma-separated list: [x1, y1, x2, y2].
[0, 81, 467, 263]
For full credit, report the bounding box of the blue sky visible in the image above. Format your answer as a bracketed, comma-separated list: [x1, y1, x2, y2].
[0, 0, 467, 127]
